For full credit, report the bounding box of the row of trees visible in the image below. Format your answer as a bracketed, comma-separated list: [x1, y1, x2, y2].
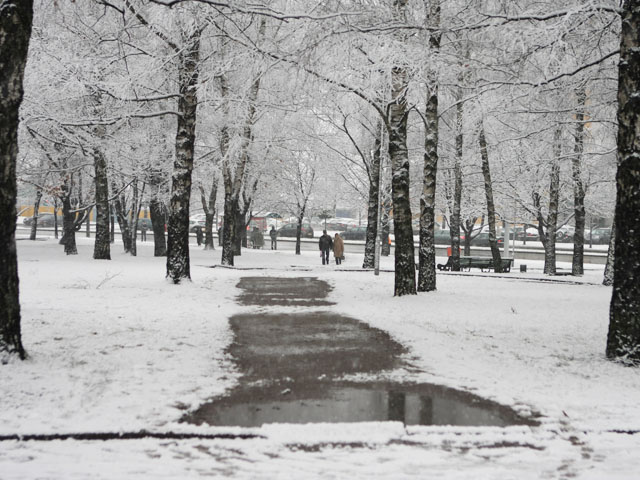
[1, 0, 638, 364]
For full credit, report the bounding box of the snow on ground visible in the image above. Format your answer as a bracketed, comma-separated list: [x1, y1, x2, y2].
[1, 235, 639, 479]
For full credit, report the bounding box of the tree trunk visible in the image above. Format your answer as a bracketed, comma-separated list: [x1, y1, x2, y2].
[381, 194, 391, 256]
[479, 126, 502, 272]
[607, 0, 640, 363]
[166, 31, 200, 283]
[221, 192, 236, 266]
[363, 130, 381, 269]
[199, 177, 217, 250]
[449, 88, 464, 272]
[389, 65, 416, 296]
[418, 82, 438, 292]
[572, 87, 587, 276]
[295, 215, 304, 255]
[113, 189, 132, 253]
[0, 0, 32, 361]
[534, 129, 561, 274]
[417, 1, 440, 292]
[61, 194, 78, 255]
[234, 209, 245, 255]
[149, 177, 167, 256]
[92, 148, 110, 260]
[29, 188, 42, 241]
[603, 217, 615, 287]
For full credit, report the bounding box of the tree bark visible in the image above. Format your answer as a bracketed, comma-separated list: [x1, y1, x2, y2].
[534, 128, 561, 274]
[112, 185, 132, 253]
[60, 193, 78, 255]
[0, 0, 32, 361]
[389, 65, 416, 296]
[449, 85, 464, 272]
[479, 126, 502, 272]
[417, 0, 440, 293]
[607, 0, 640, 363]
[29, 188, 42, 241]
[603, 216, 615, 287]
[221, 192, 236, 266]
[363, 129, 381, 269]
[199, 176, 217, 250]
[166, 31, 200, 283]
[572, 87, 587, 276]
[148, 171, 167, 257]
[92, 148, 111, 260]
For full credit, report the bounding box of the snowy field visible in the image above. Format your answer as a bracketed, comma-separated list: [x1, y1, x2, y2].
[1, 235, 639, 479]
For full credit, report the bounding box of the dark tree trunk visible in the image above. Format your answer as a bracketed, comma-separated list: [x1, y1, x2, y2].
[607, 0, 640, 363]
[363, 131, 381, 269]
[572, 88, 587, 276]
[417, 0, 440, 293]
[0, 0, 32, 361]
[199, 177, 217, 250]
[60, 194, 77, 255]
[29, 188, 42, 241]
[221, 193, 236, 266]
[479, 127, 502, 272]
[295, 217, 304, 255]
[603, 216, 615, 287]
[381, 196, 391, 256]
[234, 209, 245, 255]
[93, 148, 110, 260]
[536, 129, 561, 275]
[449, 89, 464, 272]
[149, 197, 166, 257]
[166, 31, 200, 283]
[389, 67, 416, 296]
[113, 190, 132, 253]
[54, 199, 60, 239]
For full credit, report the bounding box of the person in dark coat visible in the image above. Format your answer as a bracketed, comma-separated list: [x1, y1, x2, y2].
[269, 225, 278, 250]
[195, 226, 203, 246]
[318, 230, 333, 265]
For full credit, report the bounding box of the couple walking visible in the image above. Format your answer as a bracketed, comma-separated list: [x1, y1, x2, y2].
[319, 230, 344, 265]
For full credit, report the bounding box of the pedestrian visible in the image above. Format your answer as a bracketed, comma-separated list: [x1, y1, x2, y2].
[140, 222, 147, 242]
[318, 229, 333, 265]
[195, 226, 203, 246]
[333, 232, 344, 265]
[269, 225, 278, 250]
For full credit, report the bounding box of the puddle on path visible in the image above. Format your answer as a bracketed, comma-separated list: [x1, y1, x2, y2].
[186, 381, 531, 428]
[185, 277, 537, 429]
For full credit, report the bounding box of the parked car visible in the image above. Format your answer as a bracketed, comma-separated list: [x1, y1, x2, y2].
[434, 229, 451, 245]
[591, 227, 612, 245]
[471, 231, 505, 247]
[22, 213, 61, 227]
[515, 227, 539, 241]
[341, 225, 367, 240]
[433, 229, 467, 245]
[277, 222, 314, 238]
[556, 225, 575, 242]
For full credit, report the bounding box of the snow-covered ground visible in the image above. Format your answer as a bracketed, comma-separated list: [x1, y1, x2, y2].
[1, 235, 639, 479]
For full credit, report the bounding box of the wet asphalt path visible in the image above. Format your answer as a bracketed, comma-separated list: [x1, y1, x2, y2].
[184, 277, 534, 428]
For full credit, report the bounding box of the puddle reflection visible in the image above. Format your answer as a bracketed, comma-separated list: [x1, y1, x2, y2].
[191, 385, 521, 428]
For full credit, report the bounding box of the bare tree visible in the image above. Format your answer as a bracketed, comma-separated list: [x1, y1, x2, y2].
[606, 0, 640, 364]
[0, 0, 33, 361]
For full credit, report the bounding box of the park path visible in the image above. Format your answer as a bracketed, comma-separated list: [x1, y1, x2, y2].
[185, 276, 528, 428]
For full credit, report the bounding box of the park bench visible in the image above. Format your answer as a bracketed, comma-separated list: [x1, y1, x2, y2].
[437, 256, 512, 273]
